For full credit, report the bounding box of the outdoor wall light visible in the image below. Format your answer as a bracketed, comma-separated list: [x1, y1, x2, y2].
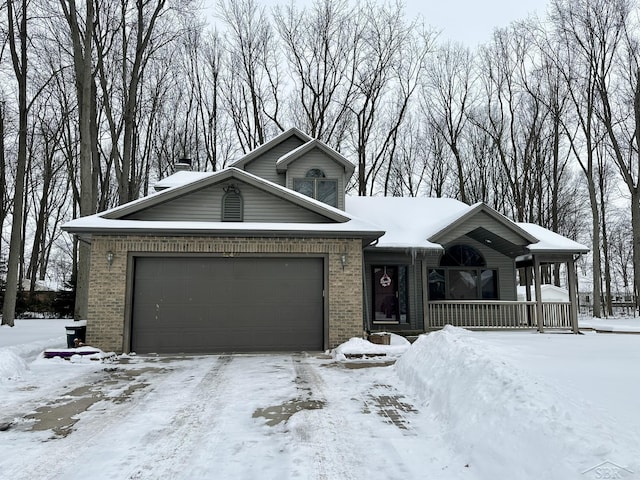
[106, 251, 114, 269]
[341, 253, 347, 270]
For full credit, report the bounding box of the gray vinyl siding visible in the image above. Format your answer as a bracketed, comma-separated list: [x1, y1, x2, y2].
[363, 250, 424, 331]
[435, 211, 531, 247]
[285, 150, 347, 210]
[124, 180, 331, 223]
[243, 136, 307, 185]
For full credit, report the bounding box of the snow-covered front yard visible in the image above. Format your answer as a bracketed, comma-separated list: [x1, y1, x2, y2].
[0, 319, 639, 480]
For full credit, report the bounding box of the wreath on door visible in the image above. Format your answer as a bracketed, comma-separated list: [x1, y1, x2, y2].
[380, 267, 392, 287]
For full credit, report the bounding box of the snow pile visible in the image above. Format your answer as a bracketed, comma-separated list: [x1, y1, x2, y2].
[0, 319, 67, 380]
[579, 316, 640, 333]
[0, 349, 28, 381]
[332, 333, 410, 360]
[395, 326, 631, 479]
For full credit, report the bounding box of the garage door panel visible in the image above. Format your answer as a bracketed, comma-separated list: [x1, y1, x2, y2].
[131, 257, 323, 353]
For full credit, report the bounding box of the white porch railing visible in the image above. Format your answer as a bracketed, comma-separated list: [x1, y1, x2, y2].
[426, 301, 573, 330]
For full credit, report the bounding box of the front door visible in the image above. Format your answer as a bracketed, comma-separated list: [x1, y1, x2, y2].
[373, 266, 400, 323]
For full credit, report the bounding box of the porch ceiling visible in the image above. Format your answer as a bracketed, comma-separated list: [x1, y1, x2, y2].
[466, 227, 528, 258]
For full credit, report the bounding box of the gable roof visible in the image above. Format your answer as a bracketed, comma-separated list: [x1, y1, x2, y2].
[346, 196, 588, 256]
[63, 168, 384, 244]
[229, 127, 312, 169]
[102, 167, 350, 222]
[275, 139, 355, 177]
[427, 203, 538, 245]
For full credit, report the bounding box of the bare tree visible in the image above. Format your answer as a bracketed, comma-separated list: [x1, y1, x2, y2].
[58, 0, 96, 319]
[609, 209, 634, 295]
[596, 1, 640, 311]
[218, 0, 282, 152]
[421, 41, 474, 203]
[474, 26, 545, 221]
[0, 98, 8, 261]
[349, 1, 424, 195]
[547, 0, 622, 317]
[25, 94, 67, 297]
[273, 0, 358, 145]
[2, 0, 28, 326]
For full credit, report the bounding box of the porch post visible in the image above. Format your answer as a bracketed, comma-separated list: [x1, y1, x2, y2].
[534, 256, 544, 333]
[567, 256, 579, 334]
[524, 267, 532, 301]
[524, 266, 533, 326]
[422, 260, 430, 331]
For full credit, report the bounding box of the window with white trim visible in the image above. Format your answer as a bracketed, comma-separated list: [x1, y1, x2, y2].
[293, 168, 338, 207]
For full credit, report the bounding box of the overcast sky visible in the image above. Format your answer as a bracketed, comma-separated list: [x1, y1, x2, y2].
[406, 0, 550, 46]
[205, 0, 551, 47]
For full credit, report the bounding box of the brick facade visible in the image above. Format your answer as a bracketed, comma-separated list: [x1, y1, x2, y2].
[88, 235, 363, 352]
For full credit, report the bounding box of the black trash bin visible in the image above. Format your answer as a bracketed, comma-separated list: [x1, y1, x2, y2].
[65, 322, 87, 348]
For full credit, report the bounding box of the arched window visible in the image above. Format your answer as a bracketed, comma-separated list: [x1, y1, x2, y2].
[222, 185, 243, 222]
[293, 168, 338, 207]
[306, 168, 326, 178]
[440, 244, 486, 267]
[428, 244, 497, 300]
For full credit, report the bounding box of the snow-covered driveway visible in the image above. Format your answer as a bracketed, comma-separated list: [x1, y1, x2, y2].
[0, 353, 471, 480]
[3, 321, 640, 480]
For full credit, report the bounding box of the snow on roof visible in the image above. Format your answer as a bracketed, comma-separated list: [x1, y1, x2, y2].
[65, 167, 356, 226]
[345, 196, 470, 250]
[62, 216, 384, 238]
[64, 166, 588, 256]
[154, 171, 213, 190]
[517, 223, 589, 253]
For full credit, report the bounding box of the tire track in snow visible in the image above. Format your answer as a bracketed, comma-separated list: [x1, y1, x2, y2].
[287, 355, 362, 480]
[311, 362, 427, 480]
[1, 357, 204, 480]
[122, 355, 234, 479]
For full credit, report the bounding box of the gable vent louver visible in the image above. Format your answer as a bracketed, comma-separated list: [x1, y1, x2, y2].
[222, 185, 243, 222]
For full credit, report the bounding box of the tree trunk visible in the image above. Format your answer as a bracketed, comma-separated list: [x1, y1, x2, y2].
[0, 102, 6, 259]
[60, 0, 95, 320]
[587, 180, 602, 318]
[2, 0, 28, 327]
[632, 191, 640, 312]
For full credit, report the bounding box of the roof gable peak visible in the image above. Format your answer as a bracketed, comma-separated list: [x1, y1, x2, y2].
[230, 127, 312, 168]
[428, 202, 539, 245]
[276, 138, 355, 175]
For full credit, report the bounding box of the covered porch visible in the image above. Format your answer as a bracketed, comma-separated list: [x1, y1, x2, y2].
[424, 252, 581, 333]
[351, 198, 589, 336]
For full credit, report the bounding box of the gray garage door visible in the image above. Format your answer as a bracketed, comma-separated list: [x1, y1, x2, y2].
[131, 257, 324, 353]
